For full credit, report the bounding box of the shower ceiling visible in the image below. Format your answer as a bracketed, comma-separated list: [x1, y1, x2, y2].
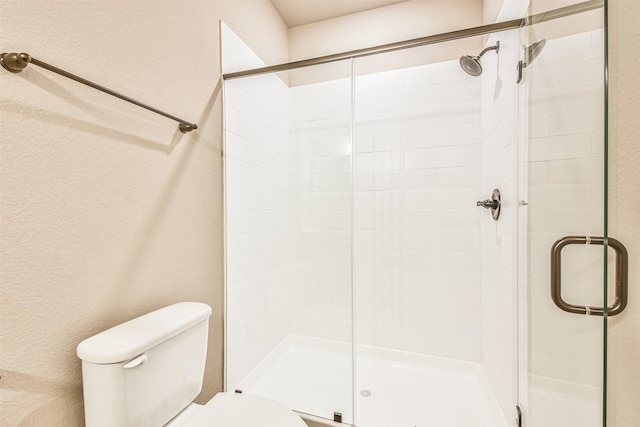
[269, 0, 409, 27]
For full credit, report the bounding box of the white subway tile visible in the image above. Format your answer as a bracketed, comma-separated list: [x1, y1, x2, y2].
[436, 80, 481, 104]
[548, 107, 603, 136]
[401, 210, 438, 230]
[356, 85, 437, 114]
[354, 152, 373, 172]
[436, 123, 480, 147]
[355, 68, 406, 95]
[527, 162, 549, 185]
[535, 32, 592, 67]
[528, 133, 593, 161]
[528, 113, 549, 138]
[528, 183, 593, 210]
[354, 133, 374, 153]
[372, 210, 403, 229]
[437, 272, 478, 296]
[436, 166, 480, 188]
[547, 158, 601, 184]
[290, 78, 351, 104]
[529, 82, 603, 116]
[435, 230, 478, 253]
[406, 60, 467, 87]
[401, 269, 440, 292]
[353, 172, 373, 191]
[436, 251, 476, 274]
[373, 170, 403, 191]
[399, 127, 438, 150]
[404, 188, 473, 210]
[436, 210, 478, 231]
[401, 230, 439, 251]
[372, 190, 404, 210]
[546, 56, 604, 88]
[405, 145, 474, 169]
[401, 168, 437, 190]
[354, 191, 374, 210]
[373, 151, 405, 171]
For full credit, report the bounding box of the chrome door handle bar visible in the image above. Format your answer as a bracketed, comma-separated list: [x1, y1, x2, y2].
[550, 236, 628, 316]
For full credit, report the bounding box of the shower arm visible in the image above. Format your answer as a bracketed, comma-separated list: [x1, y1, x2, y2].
[477, 41, 500, 59]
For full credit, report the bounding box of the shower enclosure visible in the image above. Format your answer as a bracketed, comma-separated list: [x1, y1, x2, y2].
[222, 1, 617, 425]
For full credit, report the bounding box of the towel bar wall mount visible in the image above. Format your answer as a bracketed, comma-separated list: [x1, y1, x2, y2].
[1, 52, 198, 133]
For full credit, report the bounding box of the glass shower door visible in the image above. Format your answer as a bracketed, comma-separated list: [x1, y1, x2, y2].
[518, 2, 615, 426]
[352, 33, 514, 427]
[223, 56, 354, 424]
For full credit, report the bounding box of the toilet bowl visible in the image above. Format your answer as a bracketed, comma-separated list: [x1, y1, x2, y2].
[76, 302, 305, 427]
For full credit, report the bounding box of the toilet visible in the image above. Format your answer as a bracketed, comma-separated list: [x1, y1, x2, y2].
[76, 302, 306, 427]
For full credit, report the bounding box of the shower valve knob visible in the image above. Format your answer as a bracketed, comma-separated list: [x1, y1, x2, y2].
[476, 199, 498, 209]
[476, 189, 501, 220]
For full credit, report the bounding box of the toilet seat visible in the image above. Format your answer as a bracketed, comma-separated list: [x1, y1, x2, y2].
[181, 392, 306, 427]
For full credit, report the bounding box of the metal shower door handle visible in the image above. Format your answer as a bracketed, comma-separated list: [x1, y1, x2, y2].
[550, 236, 628, 316]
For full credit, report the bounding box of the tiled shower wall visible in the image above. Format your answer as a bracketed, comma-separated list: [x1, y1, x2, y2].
[288, 59, 484, 360]
[351, 61, 483, 360]
[225, 22, 606, 425]
[223, 24, 291, 389]
[225, 31, 522, 425]
[289, 74, 353, 342]
[479, 30, 520, 420]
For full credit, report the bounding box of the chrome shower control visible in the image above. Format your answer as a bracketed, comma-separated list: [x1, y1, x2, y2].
[476, 189, 501, 220]
[477, 199, 498, 209]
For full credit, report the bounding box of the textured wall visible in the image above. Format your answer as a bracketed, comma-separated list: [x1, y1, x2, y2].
[608, 0, 640, 425]
[0, 1, 287, 426]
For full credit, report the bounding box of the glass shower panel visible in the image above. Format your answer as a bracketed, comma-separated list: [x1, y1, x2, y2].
[352, 33, 514, 427]
[224, 59, 354, 424]
[518, 2, 609, 426]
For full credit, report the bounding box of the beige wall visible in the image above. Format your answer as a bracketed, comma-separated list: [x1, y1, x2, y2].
[608, 0, 640, 425]
[0, 1, 287, 426]
[289, 0, 483, 61]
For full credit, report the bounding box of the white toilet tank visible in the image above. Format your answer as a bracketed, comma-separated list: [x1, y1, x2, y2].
[77, 302, 212, 427]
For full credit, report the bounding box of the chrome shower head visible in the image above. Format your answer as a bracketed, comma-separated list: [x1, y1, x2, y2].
[459, 55, 483, 76]
[522, 39, 546, 68]
[459, 41, 500, 76]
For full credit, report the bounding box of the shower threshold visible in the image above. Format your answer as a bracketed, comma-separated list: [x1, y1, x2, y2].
[233, 335, 507, 427]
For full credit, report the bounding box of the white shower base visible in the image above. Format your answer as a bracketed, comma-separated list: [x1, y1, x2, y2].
[233, 335, 507, 427]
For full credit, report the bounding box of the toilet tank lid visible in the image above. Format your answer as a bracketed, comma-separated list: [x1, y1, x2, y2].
[77, 302, 212, 364]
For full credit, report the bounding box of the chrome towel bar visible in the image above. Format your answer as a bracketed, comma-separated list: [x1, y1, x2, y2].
[1, 52, 198, 133]
[550, 236, 628, 316]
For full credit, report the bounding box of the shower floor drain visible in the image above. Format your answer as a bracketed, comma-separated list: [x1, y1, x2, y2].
[359, 389, 372, 397]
